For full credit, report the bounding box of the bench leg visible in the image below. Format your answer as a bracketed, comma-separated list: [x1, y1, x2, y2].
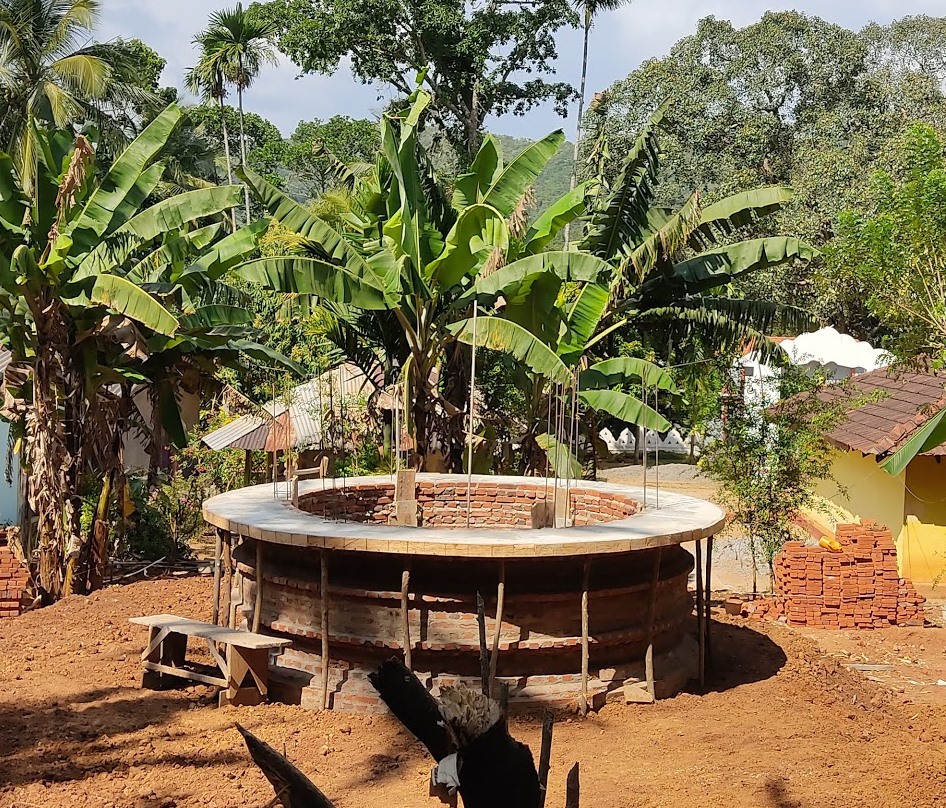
[141, 628, 188, 690]
[219, 646, 269, 707]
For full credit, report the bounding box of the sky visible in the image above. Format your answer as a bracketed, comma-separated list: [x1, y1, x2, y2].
[95, 0, 945, 139]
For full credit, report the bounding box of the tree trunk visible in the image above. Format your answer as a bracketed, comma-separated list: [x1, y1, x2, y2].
[218, 96, 237, 232]
[562, 11, 591, 248]
[442, 341, 471, 473]
[236, 63, 252, 223]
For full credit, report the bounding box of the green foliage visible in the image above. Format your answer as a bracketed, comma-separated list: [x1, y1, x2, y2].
[829, 123, 946, 366]
[701, 365, 849, 588]
[189, 104, 285, 185]
[590, 11, 946, 336]
[254, 0, 578, 158]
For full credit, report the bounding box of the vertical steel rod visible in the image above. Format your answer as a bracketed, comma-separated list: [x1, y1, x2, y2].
[212, 529, 223, 626]
[466, 301, 478, 528]
[705, 535, 714, 674]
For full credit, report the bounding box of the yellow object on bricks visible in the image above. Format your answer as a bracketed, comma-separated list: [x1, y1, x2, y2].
[819, 537, 843, 553]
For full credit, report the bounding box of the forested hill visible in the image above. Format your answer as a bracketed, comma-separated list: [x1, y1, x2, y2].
[495, 134, 574, 214]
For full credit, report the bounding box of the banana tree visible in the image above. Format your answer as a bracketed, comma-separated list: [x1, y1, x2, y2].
[0, 104, 294, 600]
[580, 102, 818, 356]
[451, 270, 677, 474]
[236, 90, 594, 469]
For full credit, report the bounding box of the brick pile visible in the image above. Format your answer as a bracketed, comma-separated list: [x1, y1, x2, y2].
[752, 522, 926, 628]
[0, 529, 30, 618]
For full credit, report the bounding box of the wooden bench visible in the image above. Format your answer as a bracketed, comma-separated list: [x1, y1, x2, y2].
[130, 614, 292, 707]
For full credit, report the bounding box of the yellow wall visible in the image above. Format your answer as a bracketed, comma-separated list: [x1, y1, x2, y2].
[815, 449, 906, 535]
[904, 456, 946, 525]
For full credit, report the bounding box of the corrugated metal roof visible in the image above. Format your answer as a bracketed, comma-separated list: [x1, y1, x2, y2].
[201, 363, 379, 452]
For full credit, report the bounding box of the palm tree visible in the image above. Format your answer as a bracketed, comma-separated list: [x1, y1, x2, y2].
[195, 3, 276, 222]
[0, 0, 153, 192]
[563, 0, 632, 246]
[185, 60, 238, 229]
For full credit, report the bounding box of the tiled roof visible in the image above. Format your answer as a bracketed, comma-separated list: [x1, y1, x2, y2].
[820, 361, 946, 458]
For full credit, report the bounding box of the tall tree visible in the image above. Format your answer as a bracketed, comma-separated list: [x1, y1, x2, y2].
[194, 2, 277, 222]
[0, 0, 155, 191]
[563, 0, 630, 246]
[254, 0, 578, 161]
[185, 56, 237, 204]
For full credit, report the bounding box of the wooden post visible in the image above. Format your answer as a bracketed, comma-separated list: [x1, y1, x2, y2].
[476, 591, 490, 696]
[212, 529, 223, 626]
[705, 535, 714, 674]
[401, 568, 412, 670]
[243, 450, 252, 487]
[695, 539, 705, 691]
[537, 713, 554, 808]
[320, 550, 330, 710]
[579, 560, 590, 715]
[489, 561, 506, 686]
[252, 540, 264, 633]
[644, 547, 662, 700]
[565, 762, 580, 808]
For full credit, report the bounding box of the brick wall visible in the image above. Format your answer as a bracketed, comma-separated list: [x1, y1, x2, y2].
[752, 522, 926, 628]
[297, 481, 641, 528]
[0, 530, 29, 618]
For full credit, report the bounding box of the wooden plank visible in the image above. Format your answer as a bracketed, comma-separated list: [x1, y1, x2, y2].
[644, 548, 662, 700]
[253, 541, 264, 633]
[537, 714, 554, 808]
[580, 561, 591, 716]
[320, 550, 330, 710]
[489, 561, 505, 685]
[142, 661, 228, 688]
[401, 568, 412, 670]
[476, 591, 490, 696]
[129, 615, 291, 649]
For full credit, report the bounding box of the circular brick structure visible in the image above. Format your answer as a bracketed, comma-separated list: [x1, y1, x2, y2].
[203, 474, 725, 712]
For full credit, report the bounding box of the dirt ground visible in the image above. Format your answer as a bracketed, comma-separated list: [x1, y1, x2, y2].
[3, 578, 946, 807]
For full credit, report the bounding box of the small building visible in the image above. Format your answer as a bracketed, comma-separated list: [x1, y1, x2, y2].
[814, 362, 946, 584]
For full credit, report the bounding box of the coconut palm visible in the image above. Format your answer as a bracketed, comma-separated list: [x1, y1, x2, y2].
[563, 0, 632, 246]
[194, 3, 277, 221]
[0, 0, 154, 192]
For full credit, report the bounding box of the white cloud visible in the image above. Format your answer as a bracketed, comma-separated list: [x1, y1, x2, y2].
[97, 0, 946, 138]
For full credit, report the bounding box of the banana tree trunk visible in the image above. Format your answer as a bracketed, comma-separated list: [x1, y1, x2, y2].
[442, 341, 471, 473]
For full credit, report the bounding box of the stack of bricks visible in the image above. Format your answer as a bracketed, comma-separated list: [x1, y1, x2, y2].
[0, 529, 29, 618]
[752, 522, 926, 628]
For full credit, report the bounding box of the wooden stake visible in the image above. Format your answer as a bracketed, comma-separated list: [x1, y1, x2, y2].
[695, 539, 705, 691]
[537, 713, 554, 808]
[565, 762, 580, 808]
[320, 550, 330, 710]
[705, 535, 714, 674]
[401, 568, 412, 670]
[212, 529, 223, 627]
[476, 591, 490, 696]
[488, 561, 506, 686]
[644, 547, 662, 700]
[579, 560, 591, 715]
[252, 540, 264, 633]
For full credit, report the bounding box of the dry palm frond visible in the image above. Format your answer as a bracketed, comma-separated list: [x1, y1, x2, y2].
[438, 685, 504, 748]
[507, 187, 536, 239]
[480, 246, 506, 279]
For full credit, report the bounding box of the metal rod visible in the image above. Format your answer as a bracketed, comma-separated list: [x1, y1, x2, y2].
[466, 301, 478, 529]
[654, 387, 660, 509]
[489, 561, 506, 685]
[644, 547, 662, 700]
[642, 420, 648, 507]
[566, 368, 578, 526]
[401, 568, 412, 670]
[695, 539, 705, 691]
[320, 550, 330, 710]
[580, 560, 591, 715]
[212, 529, 223, 626]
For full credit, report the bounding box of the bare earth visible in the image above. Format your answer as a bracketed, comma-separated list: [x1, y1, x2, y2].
[2, 577, 946, 808]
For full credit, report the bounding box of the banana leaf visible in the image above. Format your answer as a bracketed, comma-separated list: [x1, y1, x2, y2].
[578, 389, 670, 431]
